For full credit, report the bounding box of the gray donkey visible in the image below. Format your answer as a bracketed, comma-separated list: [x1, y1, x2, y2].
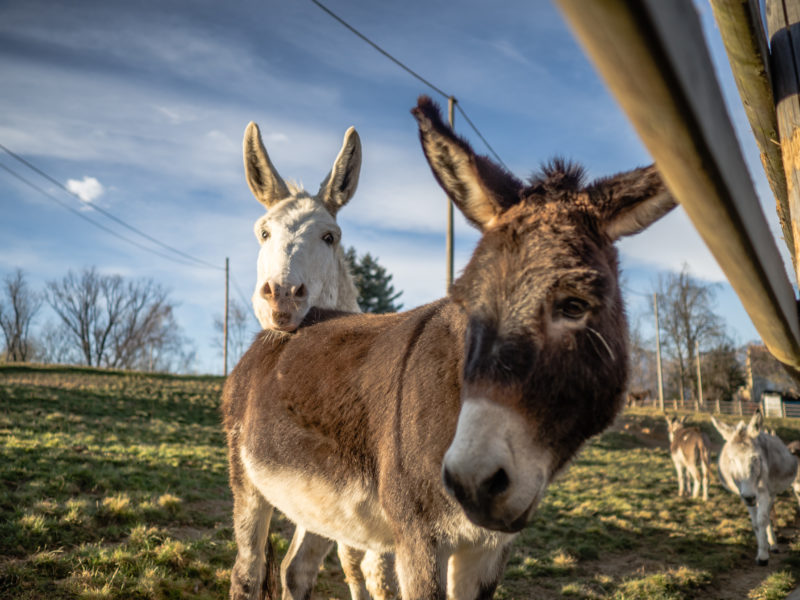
[711, 410, 797, 565]
[784, 440, 800, 508]
[665, 415, 710, 501]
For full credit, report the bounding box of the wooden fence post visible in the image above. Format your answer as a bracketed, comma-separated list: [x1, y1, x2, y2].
[709, 0, 794, 269]
[766, 0, 800, 284]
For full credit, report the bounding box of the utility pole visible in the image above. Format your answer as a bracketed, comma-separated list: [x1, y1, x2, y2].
[446, 96, 456, 290]
[224, 257, 229, 377]
[695, 340, 703, 410]
[654, 293, 665, 412]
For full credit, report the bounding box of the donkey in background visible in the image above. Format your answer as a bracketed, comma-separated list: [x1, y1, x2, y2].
[223, 96, 676, 599]
[784, 440, 800, 508]
[712, 410, 798, 565]
[665, 415, 710, 501]
[242, 122, 395, 599]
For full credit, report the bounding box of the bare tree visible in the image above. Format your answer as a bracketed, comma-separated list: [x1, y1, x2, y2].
[654, 265, 725, 402]
[35, 320, 80, 365]
[0, 269, 42, 362]
[45, 267, 193, 371]
[213, 298, 258, 367]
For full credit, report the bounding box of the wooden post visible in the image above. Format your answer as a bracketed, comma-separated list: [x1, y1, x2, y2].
[553, 0, 800, 374]
[738, 396, 744, 416]
[654, 293, 665, 412]
[224, 257, 229, 377]
[766, 0, 800, 285]
[695, 340, 703, 410]
[446, 97, 456, 290]
[716, 397, 721, 414]
[709, 0, 794, 268]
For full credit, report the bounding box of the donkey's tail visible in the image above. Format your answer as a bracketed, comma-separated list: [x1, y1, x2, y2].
[262, 535, 279, 599]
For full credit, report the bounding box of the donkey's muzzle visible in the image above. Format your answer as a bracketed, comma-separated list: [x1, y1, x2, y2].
[442, 396, 551, 533]
[443, 465, 529, 533]
[260, 281, 308, 332]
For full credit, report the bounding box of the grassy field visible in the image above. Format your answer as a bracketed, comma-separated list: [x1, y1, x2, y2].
[2, 364, 800, 599]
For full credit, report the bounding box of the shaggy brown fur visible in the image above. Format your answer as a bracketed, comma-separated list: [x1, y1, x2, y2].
[223, 96, 676, 600]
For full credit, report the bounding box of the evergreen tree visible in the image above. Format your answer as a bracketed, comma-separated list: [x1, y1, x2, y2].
[345, 247, 403, 313]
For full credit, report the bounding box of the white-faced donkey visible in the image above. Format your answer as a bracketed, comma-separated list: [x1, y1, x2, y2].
[665, 415, 710, 501]
[223, 96, 676, 600]
[712, 410, 798, 565]
[242, 122, 396, 599]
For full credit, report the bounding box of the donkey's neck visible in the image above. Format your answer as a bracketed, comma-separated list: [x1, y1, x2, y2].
[334, 246, 360, 313]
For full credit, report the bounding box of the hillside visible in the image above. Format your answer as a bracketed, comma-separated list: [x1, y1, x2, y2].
[2, 365, 800, 599]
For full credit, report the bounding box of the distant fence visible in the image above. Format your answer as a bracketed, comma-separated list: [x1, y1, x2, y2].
[630, 397, 766, 417]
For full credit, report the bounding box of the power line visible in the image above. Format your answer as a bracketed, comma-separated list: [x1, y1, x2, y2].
[0, 160, 205, 269]
[0, 142, 223, 271]
[454, 104, 509, 172]
[310, 0, 510, 171]
[230, 273, 253, 309]
[310, 0, 448, 99]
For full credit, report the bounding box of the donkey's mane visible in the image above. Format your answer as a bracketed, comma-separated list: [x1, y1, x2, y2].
[525, 158, 587, 201]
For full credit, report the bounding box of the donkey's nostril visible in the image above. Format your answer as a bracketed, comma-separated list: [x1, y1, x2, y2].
[442, 466, 468, 504]
[482, 468, 510, 498]
[294, 284, 307, 299]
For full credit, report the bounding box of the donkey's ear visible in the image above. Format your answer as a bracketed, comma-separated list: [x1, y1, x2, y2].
[711, 416, 736, 441]
[243, 122, 290, 208]
[412, 96, 522, 230]
[747, 409, 763, 436]
[318, 127, 361, 217]
[590, 165, 677, 241]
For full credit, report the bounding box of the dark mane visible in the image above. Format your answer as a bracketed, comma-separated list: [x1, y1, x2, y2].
[524, 158, 587, 202]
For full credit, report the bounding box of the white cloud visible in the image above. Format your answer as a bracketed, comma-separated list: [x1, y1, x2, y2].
[66, 176, 104, 204]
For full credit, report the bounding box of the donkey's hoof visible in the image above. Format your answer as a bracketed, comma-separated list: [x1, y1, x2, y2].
[756, 558, 769, 566]
[770, 546, 780, 554]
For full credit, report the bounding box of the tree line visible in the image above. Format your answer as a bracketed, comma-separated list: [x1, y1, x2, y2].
[628, 265, 749, 404]
[2, 248, 403, 372]
[0, 267, 195, 372]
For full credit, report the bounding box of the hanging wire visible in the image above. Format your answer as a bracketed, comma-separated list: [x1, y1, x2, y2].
[0, 142, 223, 271]
[309, 0, 510, 171]
[0, 160, 205, 269]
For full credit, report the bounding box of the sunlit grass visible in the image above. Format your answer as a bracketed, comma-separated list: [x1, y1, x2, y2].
[2, 365, 800, 598]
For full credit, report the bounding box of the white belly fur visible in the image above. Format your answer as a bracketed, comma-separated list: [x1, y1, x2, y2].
[241, 447, 395, 551]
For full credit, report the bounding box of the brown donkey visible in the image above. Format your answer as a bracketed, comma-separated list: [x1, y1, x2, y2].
[665, 415, 711, 501]
[223, 96, 676, 599]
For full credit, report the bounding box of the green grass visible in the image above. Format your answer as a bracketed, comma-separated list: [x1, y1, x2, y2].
[2, 364, 800, 598]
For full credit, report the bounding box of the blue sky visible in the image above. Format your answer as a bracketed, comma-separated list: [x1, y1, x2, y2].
[0, 0, 790, 374]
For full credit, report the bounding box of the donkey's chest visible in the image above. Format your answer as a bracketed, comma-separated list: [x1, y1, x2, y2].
[241, 447, 395, 551]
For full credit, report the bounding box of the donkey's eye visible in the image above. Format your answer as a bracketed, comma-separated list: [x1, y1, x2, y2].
[556, 297, 589, 320]
[260, 229, 270, 241]
[322, 232, 335, 245]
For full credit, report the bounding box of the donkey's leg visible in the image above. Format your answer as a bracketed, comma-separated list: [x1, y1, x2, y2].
[230, 477, 276, 600]
[687, 464, 701, 499]
[447, 543, 512, 600]
[764, 496, 779, 553]
[746, 501, 770, 565]
[700, 457, 709, 501]
[360, 550, 398, 600]
[280, 526, 334, 600]
[337, 544, 370, 600]
[672, 456, 684, 497]
[394, 537, 447, 600]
